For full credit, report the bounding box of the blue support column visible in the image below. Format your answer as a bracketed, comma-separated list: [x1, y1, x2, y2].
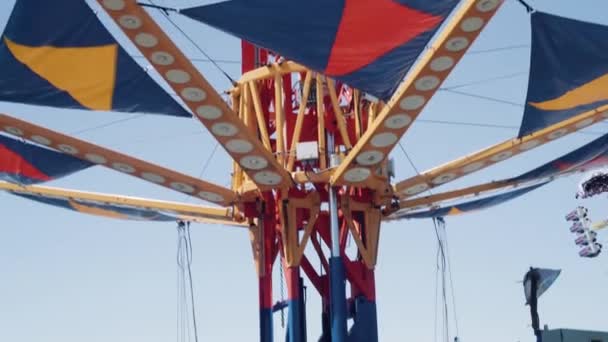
[285, 268, 306, 342]
[348, 296, 378, 342]
[329, 256, 347, 342]
[259, 274, 274, 342]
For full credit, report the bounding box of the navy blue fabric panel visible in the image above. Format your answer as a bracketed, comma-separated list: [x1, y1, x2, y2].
[0, 43, 85, 110]
[4, 0, 114, 47]
[182, 0, 344, 71]
[111, 51, 190, 116]
[338, 32, 436, 100]
[394, 0, 459, 16]
[0, 134, 92, 182]
[513, 133, 608, 183]
[399, 183, 547, 219]
[519, 12, 608, 136]
[0, 0, 191, 117]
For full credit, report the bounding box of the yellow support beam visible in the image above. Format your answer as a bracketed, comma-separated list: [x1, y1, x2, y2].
[326, 78, 352, 149]
[287, 72, 313, 171]
[0, 181, 245, 226]
[394, 105, 608, 197]
[249, 81, 272, 150]
[0, 114, 238, 206]
[240, 61, 307, 83]
[330, 0, 504, 186]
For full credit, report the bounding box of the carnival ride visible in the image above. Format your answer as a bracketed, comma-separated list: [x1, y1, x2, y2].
[2, 0, 608, 341]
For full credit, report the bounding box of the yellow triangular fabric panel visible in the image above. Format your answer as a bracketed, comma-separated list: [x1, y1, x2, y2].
[447, 207, 464, 216]
[529, 73, 608, 111]
[4, 37, 117, 110]
[69, 200, 130, 220]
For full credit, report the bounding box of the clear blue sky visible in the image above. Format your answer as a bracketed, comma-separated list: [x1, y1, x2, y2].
[1, 1, 607, 341]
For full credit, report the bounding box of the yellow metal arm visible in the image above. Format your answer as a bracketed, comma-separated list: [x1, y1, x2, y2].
[394, 105, 608, 198]
[0, 114, 238, 206]
[0, 181, 245, 226]
[97, 0, 293, 191]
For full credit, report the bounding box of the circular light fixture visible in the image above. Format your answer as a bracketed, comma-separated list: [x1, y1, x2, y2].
[253, 171, 282, 185]
[226, 139, 253, 154]
[118, 15, 142, 29]
[85, 153, 107, 164]
[371, 132, 398, 148]
[211, 122, 238, 137]
[490, 151, 513, 162]
[476, 0, 500, 12]
[198, 191, 224, 203]
[112, 162, 136, 173]
[134, 33, 158, 48]
[384, 114, 412, 129]
[196, 105, 222, 120]
[344, 168, 371, 183]
[400, 95, 426, 110]
[170, 182, 195, 193]
[445, 37, 469, 52]
[181, 87, 207, 102]
[30, 135, 51, 146]
[102, 0, 125, 10]
[461, 17, 484, 32]
[150, 51, 175, 66]
[432, 173, 457, 185]
[4, 126, 23, 136]
[403, 183, 429, 195]
[240, 156, 268, 170]
[415, 76, 440, 91]
[166, 69, 191, 84]
[430, 56, 455, 72]
[141, 172, 165, 184]
[57, 144, 79, 155]
[356, 150, 385, 166]
[462, 161, 485, 173]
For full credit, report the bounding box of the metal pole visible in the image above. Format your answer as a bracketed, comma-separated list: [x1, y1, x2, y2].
[327, 133, 348, 342]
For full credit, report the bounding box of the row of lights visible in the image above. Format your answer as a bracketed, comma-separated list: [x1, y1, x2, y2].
[340, 0, 502, 185]
[400, 111, 607, 197]
[9, 185, 228, 222]
[101, 0, 285, 189]
[2, 124, 228, 204]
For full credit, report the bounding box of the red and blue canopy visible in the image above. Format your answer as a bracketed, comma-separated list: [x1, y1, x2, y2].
[0, 134, 92, 184]
[182, 0, 459, 100]
[0, 0, 190, 117]
[392, 132, 608, 220]
[520, 12, 608, 136]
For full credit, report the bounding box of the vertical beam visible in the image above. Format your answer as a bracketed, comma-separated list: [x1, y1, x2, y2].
[354, 90, 362, 140]
[254, 200, 276, 342]
[259, 272, 274, 342]
[326, 78, 352, 149]
[285, 265, 306, 342]
[327, 133, 347, 342]
[275, 74, 286, 166]
[287, 72, 313, 171]
[317, 75, 327, 170]
[249, 81, 272, 150]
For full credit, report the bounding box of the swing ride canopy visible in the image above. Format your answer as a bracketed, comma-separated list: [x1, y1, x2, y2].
[1, 0, 608, 224]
